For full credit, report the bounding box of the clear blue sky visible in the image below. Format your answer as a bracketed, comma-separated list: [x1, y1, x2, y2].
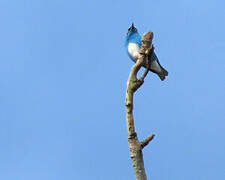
[0, 0, 224, 179]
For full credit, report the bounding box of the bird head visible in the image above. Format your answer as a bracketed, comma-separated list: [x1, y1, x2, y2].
[126, 23, 138, 35]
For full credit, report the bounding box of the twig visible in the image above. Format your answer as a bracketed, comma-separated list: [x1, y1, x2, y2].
[141, 134, 155, 149]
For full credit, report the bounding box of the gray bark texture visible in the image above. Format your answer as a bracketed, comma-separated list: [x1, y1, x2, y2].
[125, 31, 155, 180]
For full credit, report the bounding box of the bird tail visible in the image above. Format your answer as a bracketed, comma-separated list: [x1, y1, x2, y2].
[155, 64, 168, 81]
[149, 52, 168, 81]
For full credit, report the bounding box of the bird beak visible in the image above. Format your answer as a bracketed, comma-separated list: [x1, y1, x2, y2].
[126, 23, 135, 34]
[131, 23, 135, 29]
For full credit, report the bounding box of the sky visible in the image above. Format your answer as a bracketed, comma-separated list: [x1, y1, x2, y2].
[0, 0, 225, 179]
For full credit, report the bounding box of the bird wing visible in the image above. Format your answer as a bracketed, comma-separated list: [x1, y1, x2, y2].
[148, 52, 168, 80]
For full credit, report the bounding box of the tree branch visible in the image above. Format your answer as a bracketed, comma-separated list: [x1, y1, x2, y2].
[141, 134, 155, 149]
[125, 31, 155, 180]
[139, 45, 154, 82]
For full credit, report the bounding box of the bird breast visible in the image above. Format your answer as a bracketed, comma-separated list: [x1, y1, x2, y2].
[128, 43, 140, 61]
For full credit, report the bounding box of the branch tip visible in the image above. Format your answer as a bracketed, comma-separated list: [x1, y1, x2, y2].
[141, 134, 155, 149]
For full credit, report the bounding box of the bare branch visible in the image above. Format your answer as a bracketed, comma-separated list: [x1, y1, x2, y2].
[139, 45, 155, 82]
[125, 31, 155, 180]
[141, 134, 155, 149]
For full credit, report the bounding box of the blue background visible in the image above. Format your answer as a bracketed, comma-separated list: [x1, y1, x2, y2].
[0, 0, 224, 179]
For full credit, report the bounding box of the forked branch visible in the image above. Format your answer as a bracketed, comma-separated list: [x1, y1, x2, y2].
[125, 31, 155, 180]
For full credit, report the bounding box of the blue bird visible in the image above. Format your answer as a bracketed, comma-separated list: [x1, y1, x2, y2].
[125, 23, 168, 80]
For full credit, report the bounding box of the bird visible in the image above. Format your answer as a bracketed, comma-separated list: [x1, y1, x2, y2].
[125, 23, 168, 81]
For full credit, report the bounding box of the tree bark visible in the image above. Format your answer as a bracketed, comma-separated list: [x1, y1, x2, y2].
[125, 31, 155, 180]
